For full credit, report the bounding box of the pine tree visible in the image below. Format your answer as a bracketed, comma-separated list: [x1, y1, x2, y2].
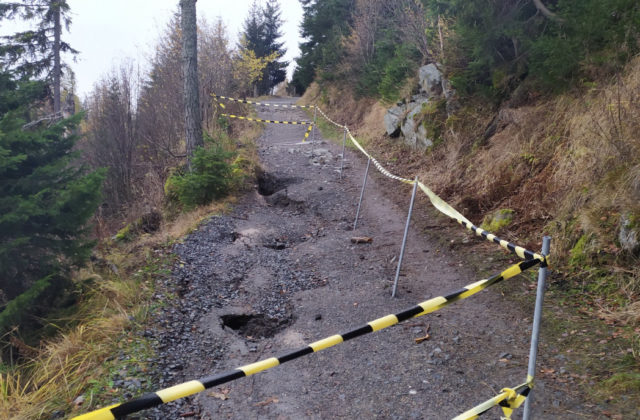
[0, 0, 77, 113]
[0, 71, 105, 306]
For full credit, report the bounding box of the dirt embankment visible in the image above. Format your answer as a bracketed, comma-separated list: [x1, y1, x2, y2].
[139, 97, 611, 419]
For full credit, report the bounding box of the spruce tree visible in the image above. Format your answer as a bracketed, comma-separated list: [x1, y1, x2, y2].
[0, 72, 104, 305]
[241, 1, 265, 58]
[240, 0, 288, 96]
[0, 0, 77, 112]
[259, 0, 288, 95]
[292, 0, 355, 94]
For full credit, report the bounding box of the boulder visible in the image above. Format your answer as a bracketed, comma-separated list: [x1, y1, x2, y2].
[383, 104, 405, 137]
[419, 64, 443, 98]
[400, 97, 433, 149]
[619, 213, 640, 254]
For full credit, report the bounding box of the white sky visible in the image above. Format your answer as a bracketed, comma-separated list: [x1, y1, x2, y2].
[2, 0, 304, 98]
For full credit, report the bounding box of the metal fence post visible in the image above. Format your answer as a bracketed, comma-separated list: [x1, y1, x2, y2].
[340, 127, 347, 179]
[523, 236, 551, 420]
[392, 177, 418, 298]
[312, 106, 317, 142]
[353, 157, 372, 230]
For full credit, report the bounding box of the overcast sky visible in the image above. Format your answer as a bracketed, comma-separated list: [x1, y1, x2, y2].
[3, 0, 304, 98]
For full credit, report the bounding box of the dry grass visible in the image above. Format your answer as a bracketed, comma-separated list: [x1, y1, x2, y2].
[0, 276, 138, 419]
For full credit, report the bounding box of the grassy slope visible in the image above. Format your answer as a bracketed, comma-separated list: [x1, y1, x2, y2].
[299, 59, 640, 416]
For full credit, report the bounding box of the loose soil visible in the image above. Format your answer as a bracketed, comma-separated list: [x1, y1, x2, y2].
[145, 98, 598, 419]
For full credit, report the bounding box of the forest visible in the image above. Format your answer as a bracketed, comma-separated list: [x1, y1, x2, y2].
[1, 0, 640, 418]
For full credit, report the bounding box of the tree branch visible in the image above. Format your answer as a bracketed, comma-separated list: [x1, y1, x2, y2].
[532, 0, 564, 22]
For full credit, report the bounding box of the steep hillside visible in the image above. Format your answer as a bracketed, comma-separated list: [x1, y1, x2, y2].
[299, 56, 640, 415]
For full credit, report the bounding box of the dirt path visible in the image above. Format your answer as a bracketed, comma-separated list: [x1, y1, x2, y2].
[149, 98, 593, 419]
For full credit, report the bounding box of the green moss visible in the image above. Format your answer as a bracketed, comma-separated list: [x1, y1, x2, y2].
[114, 224, 134, 242]
[569, 233, 591, 267]
[480, 208, 514, 232]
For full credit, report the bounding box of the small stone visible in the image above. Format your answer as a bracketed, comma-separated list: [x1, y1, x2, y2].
[409, 389, 418, 395]
[315, 314, 322, 321]
[499, 352, 513, 360]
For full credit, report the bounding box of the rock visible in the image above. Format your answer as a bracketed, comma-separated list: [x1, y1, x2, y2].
[383, 104, 405, 137]
[418, 64, 443, 98]
[400, 97, 433, 149]
[350, 236, 373, 244]
[481, 209, 514, 232]
[619, 213, 640, 254]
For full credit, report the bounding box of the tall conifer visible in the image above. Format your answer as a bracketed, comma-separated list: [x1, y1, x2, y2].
[0, 72, 104, 307]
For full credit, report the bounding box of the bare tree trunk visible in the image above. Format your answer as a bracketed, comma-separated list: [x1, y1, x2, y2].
[53, 0, 61, 114]
[180, 0, 203, 170]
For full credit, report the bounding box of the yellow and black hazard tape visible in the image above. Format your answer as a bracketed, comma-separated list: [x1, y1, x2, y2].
[314, 104, 547, 265]
[453, 381, 531, 419]
[220, 113, 311, 125]
[415, 182, 548, 264]
[347, 130, 415, 184]
[303, 124, 313, 142]
[72, 258, 539, 420]
[213, 94, 315, 109]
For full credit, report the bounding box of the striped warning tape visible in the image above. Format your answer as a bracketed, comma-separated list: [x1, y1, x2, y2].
[213, 94, 315, 109]
[220, 114, 313, 144]
[416, 182, 547, 264]
[346, 129, 415, 185]
[314, 106, 547, 264]
[316, 105, 347, 129]
[220, 114, 311, 125]
[303, 124, 313, 142]
[72, 259, 540, 420]
[314, 105, 414, 183]
[453, 381, 531, 419]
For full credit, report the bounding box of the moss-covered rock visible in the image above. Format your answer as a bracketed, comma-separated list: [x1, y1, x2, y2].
[480, 208, 514, 232]
[114, 223, 134, 242]
[569, 233, 592, 267]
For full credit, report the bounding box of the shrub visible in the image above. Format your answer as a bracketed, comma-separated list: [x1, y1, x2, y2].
[166, 138, 235, 209]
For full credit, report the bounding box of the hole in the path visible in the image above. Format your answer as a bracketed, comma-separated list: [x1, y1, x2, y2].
[220, 314, 287, 339]
[257, 171, 294, 196]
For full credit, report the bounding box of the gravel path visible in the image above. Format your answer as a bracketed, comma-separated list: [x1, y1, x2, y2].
[145, 98, 593, 419]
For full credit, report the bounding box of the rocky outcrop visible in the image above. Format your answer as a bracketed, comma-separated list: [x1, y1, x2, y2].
[400, 97, 432, 148]
[383, 63, 455, 149]
[383, 104, 404, 137]
[418, 64, 443, 97]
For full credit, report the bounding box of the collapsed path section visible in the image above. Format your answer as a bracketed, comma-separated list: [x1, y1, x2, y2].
[75, 97, 586, 419]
